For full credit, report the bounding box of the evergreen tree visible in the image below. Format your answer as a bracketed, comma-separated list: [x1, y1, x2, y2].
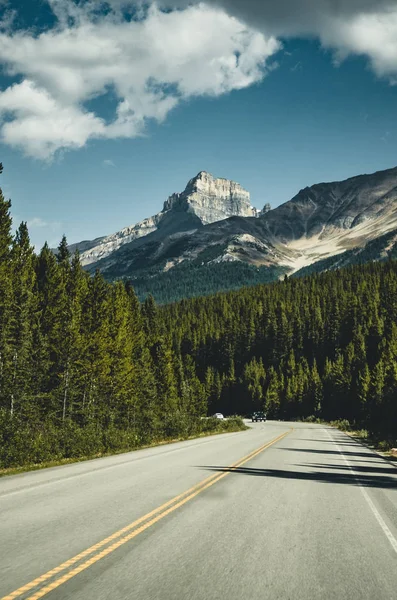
[57, 235, 70, 264]
[265, 367, 281, 418]
[0, 176, 13, 413]
[9, 223, 37, 417]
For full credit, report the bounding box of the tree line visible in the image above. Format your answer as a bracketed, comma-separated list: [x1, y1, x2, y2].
[130, 261, 286, 305]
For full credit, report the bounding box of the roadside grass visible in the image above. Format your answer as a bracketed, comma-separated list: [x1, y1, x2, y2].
[340, 428, 397, 463]
[0, 416, 247, 478]
[299, 415, 397, 463]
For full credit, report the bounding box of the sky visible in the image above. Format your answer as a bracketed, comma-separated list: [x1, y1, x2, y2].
[0, 0, 396, 249]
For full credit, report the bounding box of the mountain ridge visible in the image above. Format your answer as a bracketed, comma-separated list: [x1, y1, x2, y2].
[72, 170, 257, 267]
[72, 164, 397, 302]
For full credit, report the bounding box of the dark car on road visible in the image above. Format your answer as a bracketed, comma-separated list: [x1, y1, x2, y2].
[251, 411, 266, 422]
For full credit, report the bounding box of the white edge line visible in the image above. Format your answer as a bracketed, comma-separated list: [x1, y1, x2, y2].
[325, 429, 397, 555]
[343, 430, 397, 471]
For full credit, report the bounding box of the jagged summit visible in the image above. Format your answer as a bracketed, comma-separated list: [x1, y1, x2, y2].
[74, 171, 257, 266]
[163, 170, 255, 224]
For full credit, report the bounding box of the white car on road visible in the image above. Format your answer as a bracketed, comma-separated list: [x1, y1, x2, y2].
[213, 413, 225, 420]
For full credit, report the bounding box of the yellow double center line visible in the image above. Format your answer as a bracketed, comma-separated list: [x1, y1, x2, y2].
[2, 430, 290, 600]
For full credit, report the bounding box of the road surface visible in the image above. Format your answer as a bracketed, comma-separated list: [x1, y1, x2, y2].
[1, 421, 397, 600]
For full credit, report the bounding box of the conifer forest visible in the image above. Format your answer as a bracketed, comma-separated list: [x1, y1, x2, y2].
[0, 169, 396, 468]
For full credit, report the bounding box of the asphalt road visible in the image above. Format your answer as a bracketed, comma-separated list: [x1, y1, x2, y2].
[1, 421, 397, 600]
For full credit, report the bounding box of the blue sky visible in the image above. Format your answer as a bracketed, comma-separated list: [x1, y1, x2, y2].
[0, 0, 396, 249]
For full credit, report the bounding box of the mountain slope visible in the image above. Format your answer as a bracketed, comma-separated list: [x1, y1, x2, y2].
[73, 165, 397, 302]
[294, 227, 397, 278]
[263, 166, 397, 241]
[261, 166, 397, 273]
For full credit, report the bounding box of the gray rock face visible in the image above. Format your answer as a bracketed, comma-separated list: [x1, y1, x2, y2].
[76, 171, 256, 266]
[163, 171, 256, 224]
[260, 203, 271, 216]
[262, 166, 397, 242]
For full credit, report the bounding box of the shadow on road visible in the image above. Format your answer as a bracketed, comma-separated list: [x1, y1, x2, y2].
[302, 462, 397, 475]
[200, 466, 397, 489]
[296, 439, 397, 464]
[299, 439, 363, 445]
[279, 447, 389, 461]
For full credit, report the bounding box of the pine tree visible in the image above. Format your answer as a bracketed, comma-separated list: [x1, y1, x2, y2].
[142, 294, 158, 342]
[357, 364, 370, 424]
[36, 242, 71, 420]
[0, 175, 13, 412]
[80, 270, 111, 424]
[62, 250, 89, 423]
[9, 223, 37, 418]
[369, 360, 386, 434]
[265, 367, 281, 418]
[57, 235, 70, 264]
[151, 337, 178, 436]
[106, 281, 136, 428]
[241, 357, 266, 413]
[307, 359, 322, 417]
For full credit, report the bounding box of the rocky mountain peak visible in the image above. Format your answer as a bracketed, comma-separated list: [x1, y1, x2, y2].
[75, 171, 257, 267]
[162, 171, 256, 224]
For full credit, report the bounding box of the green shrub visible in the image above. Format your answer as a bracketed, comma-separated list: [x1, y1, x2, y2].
[330, 419, 351, 431]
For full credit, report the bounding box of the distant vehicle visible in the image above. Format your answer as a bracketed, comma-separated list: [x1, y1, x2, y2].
[251, 412, 266, 422]
[213, 413, 225, 420]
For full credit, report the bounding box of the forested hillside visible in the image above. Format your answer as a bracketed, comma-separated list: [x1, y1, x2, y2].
[163, 261, 397, 442]
[1, 168, 396, 468]
[130, 261, 287, 304]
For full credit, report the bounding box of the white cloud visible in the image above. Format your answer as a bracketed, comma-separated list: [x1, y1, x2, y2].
[103, 159, 115, 167]
[27, 217, 62, 230]
[0, 1, 280, 159]
[2, 1, 395, 161]
[159, 1, 397, 81]
[0, 80, 106, 159]
[319, 9, 397, 80]
[0, 7, 16, 33]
